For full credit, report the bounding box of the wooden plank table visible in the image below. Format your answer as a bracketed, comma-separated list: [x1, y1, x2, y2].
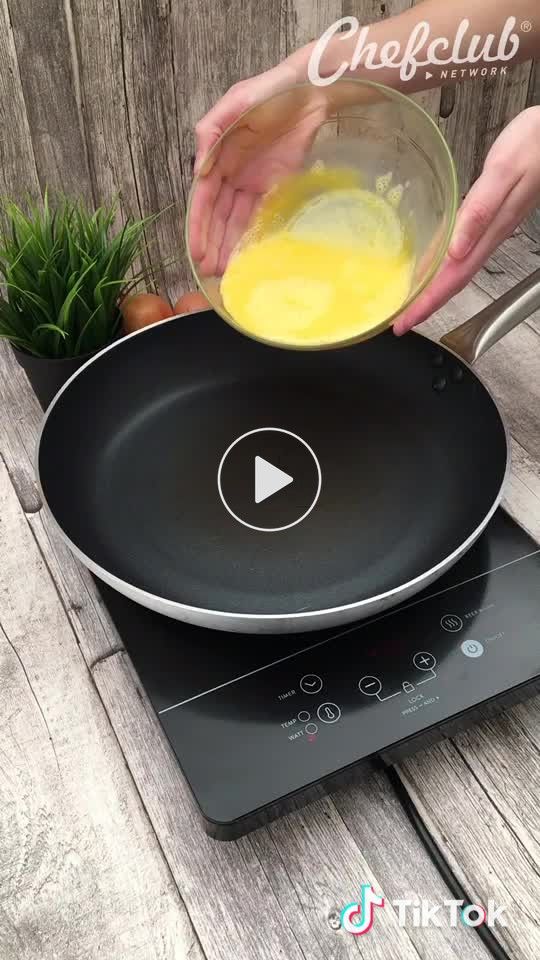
[1, 229, 539, 960]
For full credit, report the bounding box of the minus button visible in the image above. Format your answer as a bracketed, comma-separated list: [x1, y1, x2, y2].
[358, 676, 383, 697]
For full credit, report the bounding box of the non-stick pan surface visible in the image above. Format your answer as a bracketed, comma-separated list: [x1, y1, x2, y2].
[38, 311, 507, 625]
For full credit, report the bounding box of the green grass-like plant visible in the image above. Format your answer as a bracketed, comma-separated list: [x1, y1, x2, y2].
[0, 194, 157, 358]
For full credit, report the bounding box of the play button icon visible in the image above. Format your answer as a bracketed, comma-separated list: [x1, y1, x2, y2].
[255, 456, 293, 504]
[218, 427, 321, 532]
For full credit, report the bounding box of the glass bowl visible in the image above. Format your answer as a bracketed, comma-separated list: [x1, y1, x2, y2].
[186, 78, 458, 350]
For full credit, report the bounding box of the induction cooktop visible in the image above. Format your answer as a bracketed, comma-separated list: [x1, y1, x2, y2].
[97, 510, 540, 839]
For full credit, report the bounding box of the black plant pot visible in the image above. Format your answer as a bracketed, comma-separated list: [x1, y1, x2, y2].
[12, 346, 98, 411]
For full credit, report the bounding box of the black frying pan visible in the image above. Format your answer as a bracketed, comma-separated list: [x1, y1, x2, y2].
[37, 269, 540, 633]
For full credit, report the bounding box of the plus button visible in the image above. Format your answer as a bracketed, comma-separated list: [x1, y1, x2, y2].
[413, 651, 437, 672]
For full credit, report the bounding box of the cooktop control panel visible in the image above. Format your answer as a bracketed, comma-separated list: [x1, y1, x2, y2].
[99, 511, 540, 836]
[159, 549, 540, 824]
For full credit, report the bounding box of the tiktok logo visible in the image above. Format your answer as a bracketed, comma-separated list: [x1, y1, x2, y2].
[341, 887, 507, 935]
[341, 884, 385, 935]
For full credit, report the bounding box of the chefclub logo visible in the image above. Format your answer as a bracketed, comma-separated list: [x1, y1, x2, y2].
[340, 884, 507, 935]
[309, 16, 529, 85]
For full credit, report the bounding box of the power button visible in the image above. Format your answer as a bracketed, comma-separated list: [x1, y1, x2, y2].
[461, 639, 484, 658]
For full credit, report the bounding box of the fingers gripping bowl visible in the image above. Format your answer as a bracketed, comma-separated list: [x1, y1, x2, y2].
[186, 79, 458, 350]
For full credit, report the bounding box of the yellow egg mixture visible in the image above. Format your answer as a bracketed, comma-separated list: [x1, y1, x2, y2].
[220, 167, 415, 347]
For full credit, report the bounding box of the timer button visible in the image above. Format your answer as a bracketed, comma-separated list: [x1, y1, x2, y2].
[413, 651, 437, 671]
[300, 674, 323, 694]
[317, 702, 341, 724]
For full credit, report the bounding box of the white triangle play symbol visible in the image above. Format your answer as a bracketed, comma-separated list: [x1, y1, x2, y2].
[425, 71, 433, 79]
[254, 456, 294, 504]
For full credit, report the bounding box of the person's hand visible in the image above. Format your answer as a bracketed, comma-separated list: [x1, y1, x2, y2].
[189, 61, 330, 279]
[189, 72, 389, 279]
[193, 63, 299, 177]
[394, 106, 540, 335]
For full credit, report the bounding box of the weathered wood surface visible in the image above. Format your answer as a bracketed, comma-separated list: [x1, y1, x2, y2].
[6, 0, 93, 200]
[0, 459, 203, 960]
[0, 0, 536, 296]
[1, 229, 539, 960]
[0, 0, 40, 200]
[1, 3, 540, 957]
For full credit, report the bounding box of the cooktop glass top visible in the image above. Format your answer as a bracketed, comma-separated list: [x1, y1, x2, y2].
[96, 510, 540, 833]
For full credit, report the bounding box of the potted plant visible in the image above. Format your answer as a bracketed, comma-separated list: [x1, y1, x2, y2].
[0, 193, 163, 410]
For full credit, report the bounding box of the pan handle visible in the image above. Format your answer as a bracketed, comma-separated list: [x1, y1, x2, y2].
[440, 267, 540, 364]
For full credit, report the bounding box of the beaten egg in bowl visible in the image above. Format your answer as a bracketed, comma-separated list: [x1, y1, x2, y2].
[220, 166, 414, 348]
